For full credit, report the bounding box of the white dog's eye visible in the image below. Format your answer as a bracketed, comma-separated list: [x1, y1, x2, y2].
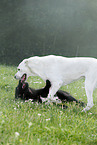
[18, 69, 20, 71]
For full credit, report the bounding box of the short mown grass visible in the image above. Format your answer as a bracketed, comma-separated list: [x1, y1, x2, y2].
[0, 65, 97, 145]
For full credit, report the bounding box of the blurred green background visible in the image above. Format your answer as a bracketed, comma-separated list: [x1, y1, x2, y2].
[0, 0, 97, 65]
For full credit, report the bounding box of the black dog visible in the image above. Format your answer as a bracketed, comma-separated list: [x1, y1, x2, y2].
[15, 75, 85, 108]
[15, 79, 50, 103]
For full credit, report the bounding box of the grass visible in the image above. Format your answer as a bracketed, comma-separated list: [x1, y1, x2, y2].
[0, 65, 97, 145]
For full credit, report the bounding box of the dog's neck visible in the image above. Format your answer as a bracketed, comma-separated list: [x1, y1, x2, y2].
[26, 64, 37, 76]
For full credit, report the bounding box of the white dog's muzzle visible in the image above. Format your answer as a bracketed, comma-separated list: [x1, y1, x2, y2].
[14, 73, 27, 80]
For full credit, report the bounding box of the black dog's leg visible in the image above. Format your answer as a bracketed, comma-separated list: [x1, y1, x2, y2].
[56, 90, 85, 107]
[56, 90, 78, 102]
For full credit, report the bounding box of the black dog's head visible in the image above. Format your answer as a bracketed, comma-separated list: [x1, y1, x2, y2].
[15, 77, 29, 100]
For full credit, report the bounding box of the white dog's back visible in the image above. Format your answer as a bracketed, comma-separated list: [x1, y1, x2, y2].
[28, 55, 97, 84]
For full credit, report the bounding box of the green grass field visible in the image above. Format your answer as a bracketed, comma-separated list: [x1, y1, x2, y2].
[0, 65, 97, 145]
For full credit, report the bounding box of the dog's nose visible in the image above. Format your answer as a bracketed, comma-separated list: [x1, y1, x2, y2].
[14, 75, 16, 79]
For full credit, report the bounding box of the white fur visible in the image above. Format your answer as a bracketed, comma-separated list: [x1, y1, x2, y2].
[15, 55, 97, 111]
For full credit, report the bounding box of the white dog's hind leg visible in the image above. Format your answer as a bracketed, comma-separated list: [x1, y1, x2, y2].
[83, 78, 94, 111]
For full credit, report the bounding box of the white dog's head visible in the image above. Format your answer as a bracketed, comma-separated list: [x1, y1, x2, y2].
[14, 59, 32, 80]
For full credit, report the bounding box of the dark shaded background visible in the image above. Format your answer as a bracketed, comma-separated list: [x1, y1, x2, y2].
[0, 0, 97, 65]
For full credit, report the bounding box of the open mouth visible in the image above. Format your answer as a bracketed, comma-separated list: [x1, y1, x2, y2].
[21, 74, 27, 82]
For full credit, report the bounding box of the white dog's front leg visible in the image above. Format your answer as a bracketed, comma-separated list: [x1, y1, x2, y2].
[47, 82, 62, 102]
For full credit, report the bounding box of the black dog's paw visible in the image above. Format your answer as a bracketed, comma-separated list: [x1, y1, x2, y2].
[79, 101, 86, 107]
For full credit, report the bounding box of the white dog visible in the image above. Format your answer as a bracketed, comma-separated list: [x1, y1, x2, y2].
[14, 55, 97, 111]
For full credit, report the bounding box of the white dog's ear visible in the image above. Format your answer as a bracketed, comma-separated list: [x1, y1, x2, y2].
[24, 59, 28, 65]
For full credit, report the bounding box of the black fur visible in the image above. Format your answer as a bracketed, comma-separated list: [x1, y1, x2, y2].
[15, 80, 85, 108]
[15, 80, 51, 103]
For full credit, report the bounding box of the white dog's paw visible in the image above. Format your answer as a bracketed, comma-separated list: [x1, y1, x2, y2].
[52, 97, 62, 104]
[82, 104, 94, 112]
[40, 97, 53, 104]
[40, 97, 48, 103]
[47, 97, 62, 104]
[41, 96, 62, 104]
